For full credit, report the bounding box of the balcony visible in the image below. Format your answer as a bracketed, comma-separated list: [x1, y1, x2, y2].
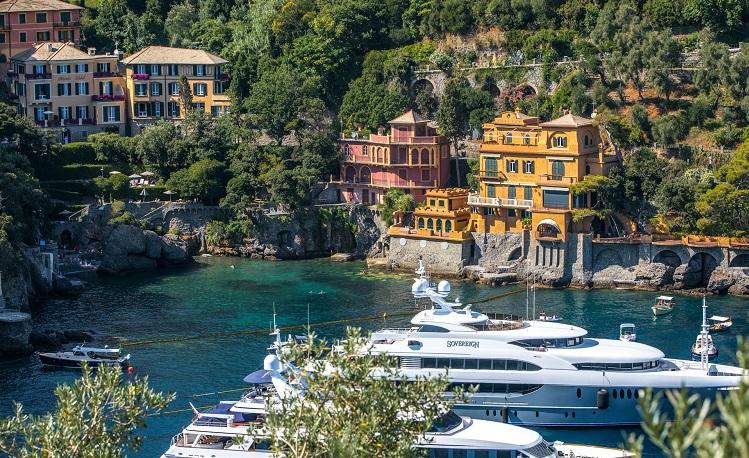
[0, 23, 9, 31]
[54, 20, 80, 27]
[468, 194, 533, 209]
[338, 177, 438, 188]
[92, 94, 125, 101]
[35, 119, 60, 127]
[25, 73, 52, 80]
[539, 174, 578, 184]
[132, 73, 150, 80]
[93, 71, 121, 78]
[478, 170, 503, 181]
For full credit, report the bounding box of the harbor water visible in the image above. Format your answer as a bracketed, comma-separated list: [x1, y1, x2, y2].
[0, 257, 747, 457]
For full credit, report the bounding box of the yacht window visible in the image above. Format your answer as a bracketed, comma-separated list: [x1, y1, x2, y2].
[627, 389, 632, 399]
[633, 362, 643, 370]
[437, 358, 450, 369]
[450, 359, 464, 369]
[428, 411, 463, 432]
[620, 389, 625, 399]
[576, 388, 582, 398]
[613, 389, 617, 399]
[506, 360, 519, 371]
[422, 358, 436, 369]
[464, 359, 478, 370]
[418, 325, 450, 333]
[493, 359, 506, 370]
[478, 359, 492, 370]
[568, 338, 576, 346]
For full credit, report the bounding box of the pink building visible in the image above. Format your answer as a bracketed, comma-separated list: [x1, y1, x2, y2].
[336, 110, 451, 204]
[0, 0, 82, 73]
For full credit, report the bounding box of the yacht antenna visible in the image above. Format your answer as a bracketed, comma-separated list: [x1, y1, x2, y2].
[532, 271, 537, 320]
[700, 296, 709, 370]
[525, 269, 529, 321]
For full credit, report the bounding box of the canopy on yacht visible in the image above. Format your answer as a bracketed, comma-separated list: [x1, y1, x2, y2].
[243, 369, 274, 384]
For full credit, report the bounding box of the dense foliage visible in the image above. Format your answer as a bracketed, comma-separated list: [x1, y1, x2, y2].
[0, 365, 173, 457]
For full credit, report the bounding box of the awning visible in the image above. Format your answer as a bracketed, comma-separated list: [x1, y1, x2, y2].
[243, 369, 275, 384]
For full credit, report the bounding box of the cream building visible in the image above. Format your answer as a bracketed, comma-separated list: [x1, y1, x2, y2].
[120, 46, 230, 133]
[9, 41, 126, 142]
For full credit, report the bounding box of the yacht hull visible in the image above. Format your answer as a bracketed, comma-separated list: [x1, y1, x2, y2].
[452, 385, 726, 427]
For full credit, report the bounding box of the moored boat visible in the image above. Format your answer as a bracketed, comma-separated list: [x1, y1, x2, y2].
[37, 344, 130, 369]
[538, 311, 563, 322]
[619, 323, 636, 342]
[708, 315, 733, 333]
[651, 296, 675, 316]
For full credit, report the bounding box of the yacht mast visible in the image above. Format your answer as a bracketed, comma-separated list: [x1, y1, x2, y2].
[700, 296, 709, 370]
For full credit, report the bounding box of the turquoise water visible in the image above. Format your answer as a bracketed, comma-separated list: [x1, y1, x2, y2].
[0, 257, 747, 457]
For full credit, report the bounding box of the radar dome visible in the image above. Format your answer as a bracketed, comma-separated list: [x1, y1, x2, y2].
[437, 280, 451, 294]
[264, 354, 283, 371]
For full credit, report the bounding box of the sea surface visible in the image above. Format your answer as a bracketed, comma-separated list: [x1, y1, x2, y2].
[1, 257, 747, 457]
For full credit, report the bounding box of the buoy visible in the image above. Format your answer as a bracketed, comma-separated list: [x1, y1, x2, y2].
[127, 366, 135, 374]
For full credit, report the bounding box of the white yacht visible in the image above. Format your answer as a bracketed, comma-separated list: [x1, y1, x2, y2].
[364, 266, 747, 427]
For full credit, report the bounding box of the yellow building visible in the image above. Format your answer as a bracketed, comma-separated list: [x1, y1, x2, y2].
[121, 46, 230, 133]
[388, 188, 472, 241]
[469, 108, 619, 240]
[9, 42, 126, 142]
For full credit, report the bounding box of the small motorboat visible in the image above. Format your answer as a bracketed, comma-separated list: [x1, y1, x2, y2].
[652, 295, 674, 316]
[619, 323, 636, 342]
[37, 344, 130, 369]
[708, 315, 733, 332]
[537, 311, 562, 322]
[691, 334, 718, 361]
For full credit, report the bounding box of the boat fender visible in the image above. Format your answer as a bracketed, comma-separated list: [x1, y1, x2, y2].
[501, 407, 509, 423]
[597, 389, 609, 410]
[127, 366, 135, 374]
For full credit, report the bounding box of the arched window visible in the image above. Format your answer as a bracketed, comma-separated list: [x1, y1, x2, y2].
[411, 148, 419, 164]
[359, 167, 371, 184]
[585, 164, 591, 175]
[506, 132, 513, 144]
[436, 219, 443, 231]
[584, 135, 589, 146]
[418, 218, 425, 228]
[344, 166, 356, 182]
[551, 160, 565, 179]
[554, 135, 568, 148]
[420, 149, 430, 165]
[523, 133, 530, 145]
[427, 218, 433, 229]
[445, 220, 452, 232]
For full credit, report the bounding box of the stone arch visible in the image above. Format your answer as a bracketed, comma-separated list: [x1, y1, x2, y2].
[359, 166, 371, 184]
[594, 248, 624, 270]
[653, 249, 682, 267]
[277, 230, 293, 248]
[411, 148, 419, 164]
[684, 252, 719, 287]
[508, 246, 522, 261]
[518, 84, 537, 98]
[410, 78, 435, 96]
[484, 82, 500, 98]
[344, 165, 356, 182]
[730, 253, 749, 268]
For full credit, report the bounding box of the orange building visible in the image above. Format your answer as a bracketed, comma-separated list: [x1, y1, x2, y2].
[388, 188, 472, 241]
[469, 109, 619, 240]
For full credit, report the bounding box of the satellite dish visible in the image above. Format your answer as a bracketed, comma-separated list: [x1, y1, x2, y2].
[437, 280, 451, 294]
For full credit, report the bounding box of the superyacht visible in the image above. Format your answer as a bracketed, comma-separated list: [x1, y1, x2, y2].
[365, 263, 747, 426]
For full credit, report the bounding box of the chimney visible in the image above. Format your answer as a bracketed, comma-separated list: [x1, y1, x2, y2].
[88, 47, 96, 56]
[47, 43, 54, 52]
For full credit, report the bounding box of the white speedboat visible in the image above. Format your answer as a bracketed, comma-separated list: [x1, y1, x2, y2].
[37, 344, 130, 369]
[538, 311, 563, 322]
[619, 323, 636, 342]
[362, 268, 746, 427]
[651, 296, 674, 316]
[708, 315, 732, 333]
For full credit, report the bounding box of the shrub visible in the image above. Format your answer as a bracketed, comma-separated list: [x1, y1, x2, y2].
[54, 142, 96, 164]
[652, 113, 689, 147]
[714, 124, 745, 148]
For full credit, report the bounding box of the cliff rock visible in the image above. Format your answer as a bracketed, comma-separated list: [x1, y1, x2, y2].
[633, 263, 673, 288]
[98, 224, 194, 275]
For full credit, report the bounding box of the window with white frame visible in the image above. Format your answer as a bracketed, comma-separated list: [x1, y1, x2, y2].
[522, 160, 535, 174]
[554, 135, 568, 148]
[56, 64, 71, 74]
[103, 105, 121, 122]
[76, 105, 88, 119]
[193, 83, 207, 96]
[151, 82, 161, 96]
[134, 83, 148, 96]
[58, 106, 71, 120]
[75, 82, 88, 95]
[168, 82, 179, 95]
[57, 83, 72, 96]
[75, 63, 88, 73]
[506, 159, 518, 173]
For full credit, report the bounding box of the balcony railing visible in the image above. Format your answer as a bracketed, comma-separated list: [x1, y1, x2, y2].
[26, 73, 52, 80]
[341, 154, 432, 167]
[54, 20, 80, 27]
[92, 94, 125, 101]
[339, 177, 438, 188]
[539, 174, 578, 184]
[0, 24, 10, 31]
[132, 73, 150, 80]
[93, 71, 121, 78]
[468, 194, 533, 209]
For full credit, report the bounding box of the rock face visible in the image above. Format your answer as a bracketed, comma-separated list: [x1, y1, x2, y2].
[0, 312, 33, 358]
[98, 225, 197, 275]
[206, 206, 383, 261]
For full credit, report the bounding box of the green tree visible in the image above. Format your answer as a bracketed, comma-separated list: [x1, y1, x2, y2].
[380, 188, 415, 225]
[633, 339, 749, 457]
[652, 113, 689, 147]
[178, 75, 193, 114]
[0, 365, 172, 457]
[136, 121, 189, 176]
[339, 76, 409, 131]
[89, 132, 138, 164]
[262, 328, 455, 457]
[436, 78, 469, 186]
[684, 0, 744, 33]
[165, 1, 198, 47]
[166, 159, 227, 204]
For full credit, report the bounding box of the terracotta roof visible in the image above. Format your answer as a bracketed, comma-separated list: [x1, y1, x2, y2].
[0, 0, 82, 12]
[388, 109, 429, 124]
[540, 113, 593, 128]
[121, 46, 227, 65]
[11, 42, 93, 62]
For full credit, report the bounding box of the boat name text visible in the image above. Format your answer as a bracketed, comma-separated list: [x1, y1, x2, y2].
[447, 340, 480, 348]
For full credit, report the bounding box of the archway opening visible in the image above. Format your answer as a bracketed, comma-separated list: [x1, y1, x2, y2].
[344, 166, 356, 183]
[685, 252, 719, 287]
[359, 167, 371, 184]
[59, 229, 73, 249]
[653, 250, 681, 268]
[730, 253, 749, 268]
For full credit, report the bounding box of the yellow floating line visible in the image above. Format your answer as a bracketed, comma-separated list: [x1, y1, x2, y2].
[119, 288, 524, 349]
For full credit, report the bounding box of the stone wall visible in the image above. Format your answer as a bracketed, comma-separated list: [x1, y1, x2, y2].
[470, 232, 525, 271]
[386, 236, 472, 275]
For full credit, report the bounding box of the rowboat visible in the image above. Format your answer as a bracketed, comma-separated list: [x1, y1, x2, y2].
[651, 296, 674, 316]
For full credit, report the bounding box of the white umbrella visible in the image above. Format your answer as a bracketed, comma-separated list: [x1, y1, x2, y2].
[128, 174, 142, 179]
[163, 190, 176, 202]
[140, 171, 155, 177]
[109, 170, 122, 175]
[139, 188, 148, 196]
[58, 209, 73, 216]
